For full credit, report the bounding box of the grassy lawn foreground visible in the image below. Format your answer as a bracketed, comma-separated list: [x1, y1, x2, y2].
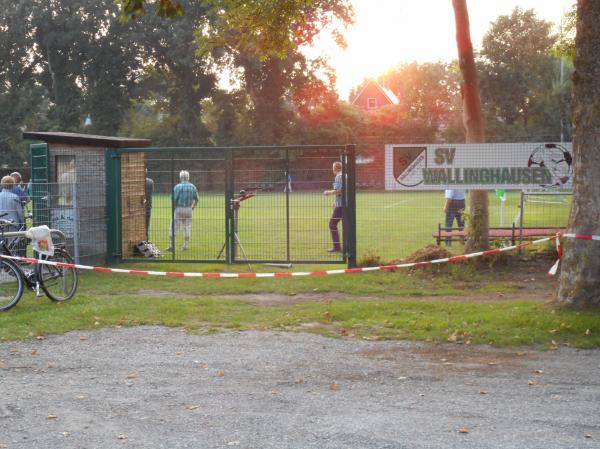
[1, 257, 599, 349]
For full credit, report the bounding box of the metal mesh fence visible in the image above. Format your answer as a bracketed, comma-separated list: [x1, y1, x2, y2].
[4, 140, 573, 267]
[0, 181, 106, 264]
[140, 147, 348, 263]
[145, 149, 226, 262]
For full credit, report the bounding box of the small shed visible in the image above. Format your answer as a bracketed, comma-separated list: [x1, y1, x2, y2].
[22, 132, 152, 264]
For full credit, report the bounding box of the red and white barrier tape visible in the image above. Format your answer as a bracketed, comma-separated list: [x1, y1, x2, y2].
[0, 236, 555, 279]
[548, 232, 600, 276]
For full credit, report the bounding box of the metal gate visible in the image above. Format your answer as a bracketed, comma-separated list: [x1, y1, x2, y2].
[108, 145, 356, 266]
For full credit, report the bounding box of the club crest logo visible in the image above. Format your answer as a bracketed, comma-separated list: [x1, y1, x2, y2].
[393, 146, 427, 187]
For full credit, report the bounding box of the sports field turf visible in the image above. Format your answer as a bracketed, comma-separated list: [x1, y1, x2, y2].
[141, 191, 570, 263]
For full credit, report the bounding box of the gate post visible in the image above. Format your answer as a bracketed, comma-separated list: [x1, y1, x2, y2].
[344, 144, 357, 268]
[225, 148, 234, 263]
[105, 149, 122, 264]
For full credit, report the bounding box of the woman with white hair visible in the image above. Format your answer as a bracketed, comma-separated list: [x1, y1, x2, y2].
[166, 170, 199, 252]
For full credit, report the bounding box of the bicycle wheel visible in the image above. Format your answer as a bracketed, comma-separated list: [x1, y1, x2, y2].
[0, 259, 25, 311]
[37, 249, 78, 302]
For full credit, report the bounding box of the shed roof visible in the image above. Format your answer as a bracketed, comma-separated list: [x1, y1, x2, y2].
[22, 131, 152, 148]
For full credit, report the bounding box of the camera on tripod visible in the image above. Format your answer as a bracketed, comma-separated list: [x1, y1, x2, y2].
[232, 189, 255, 210]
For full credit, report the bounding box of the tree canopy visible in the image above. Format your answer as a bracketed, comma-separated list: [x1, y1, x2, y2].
[478, 7, 571, 141]
[0, 1, 574, 165]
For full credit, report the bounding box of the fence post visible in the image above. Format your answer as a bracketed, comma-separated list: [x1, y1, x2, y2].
[285, 148, 291, 262]
[344, 144, 357, 268]
[225, 148, 234, 263]
[170, 151, 175, 260]
[105, 149, 122, 264]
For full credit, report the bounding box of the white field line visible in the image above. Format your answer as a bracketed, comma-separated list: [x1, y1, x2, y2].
[383, 199, 411, 209]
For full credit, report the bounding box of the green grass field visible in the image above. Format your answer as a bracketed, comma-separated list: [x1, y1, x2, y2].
[2, 261, 599, 348]
[142, 190, 570, 262]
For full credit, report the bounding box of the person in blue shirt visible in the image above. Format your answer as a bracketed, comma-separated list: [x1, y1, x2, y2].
[9, 172, 28, 206]
[167, 170, 199, 252]
[0, 176, 25, 256]
[444, 189, 466, 246]
[323, 161, 343, 252]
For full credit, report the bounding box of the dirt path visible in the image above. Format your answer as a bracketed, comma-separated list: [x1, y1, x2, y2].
[1, 327, 598, 449]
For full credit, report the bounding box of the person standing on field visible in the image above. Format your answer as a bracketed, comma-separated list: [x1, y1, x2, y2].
[444, 189, 466, 246]
[144, 170, 154, 241]
[167, 170, 198, 252]
[323, 161, 343, 252]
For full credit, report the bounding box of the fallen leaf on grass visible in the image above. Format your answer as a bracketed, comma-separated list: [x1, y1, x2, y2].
[216, 370, 225, 377]
[186, 405, 199, 410]
[117, 434, 127, 440]
[31, 349, 38, 356]
[8, 348, 19, 353]
[458, 427, 470, 434]
[126, 372, 139, 379]
[585, 329, 592, 336]
[585, 434, 592, 439]
[79, 336, 89, 341]
[528, 380, 539, 386]
[47, 415, 58, 420]
[533, 369, 544, 374]
[329, 383, 339, 391]
[36, 336, 46, 340]
[479, 391, 488, 395]
[363, 335, 382, 341]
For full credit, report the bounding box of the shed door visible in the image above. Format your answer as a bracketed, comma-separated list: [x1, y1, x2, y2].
[30, 143, 50, 227]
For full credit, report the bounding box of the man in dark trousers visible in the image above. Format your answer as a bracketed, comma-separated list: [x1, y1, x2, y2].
[444, 189, 466, 246]
[145, 170, 154, 241]
[324, 161, 343, 252]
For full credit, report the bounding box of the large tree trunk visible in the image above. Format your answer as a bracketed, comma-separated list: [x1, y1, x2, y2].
[452, 0, 488, 252]
[557, 0, 600, 308]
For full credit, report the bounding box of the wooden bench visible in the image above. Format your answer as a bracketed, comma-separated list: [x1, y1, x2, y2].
[433, 224, 565, 246]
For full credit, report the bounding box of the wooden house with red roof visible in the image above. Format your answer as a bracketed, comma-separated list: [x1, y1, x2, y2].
[351, 80, 400, 111]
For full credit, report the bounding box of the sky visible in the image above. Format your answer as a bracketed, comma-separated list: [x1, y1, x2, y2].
[314, 0, 575, 100]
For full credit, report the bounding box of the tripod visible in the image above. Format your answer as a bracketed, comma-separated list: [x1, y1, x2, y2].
[217, 192, 254, 270]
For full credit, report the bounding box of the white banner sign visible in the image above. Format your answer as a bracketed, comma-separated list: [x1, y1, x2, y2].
[385, 143, 573, 191]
